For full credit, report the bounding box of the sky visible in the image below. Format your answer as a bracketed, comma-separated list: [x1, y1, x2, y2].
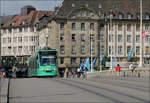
[0, 0, 63, 16]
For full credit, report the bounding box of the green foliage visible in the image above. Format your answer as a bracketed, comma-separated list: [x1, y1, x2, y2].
[129, 57, 138, 62]
[101, 55, 110, 70]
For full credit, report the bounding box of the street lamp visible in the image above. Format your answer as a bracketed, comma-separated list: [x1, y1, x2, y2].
[45, 28, 49, 48]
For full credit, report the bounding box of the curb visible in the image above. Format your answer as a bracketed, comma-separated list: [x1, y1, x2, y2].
[0, 78, 9, 103]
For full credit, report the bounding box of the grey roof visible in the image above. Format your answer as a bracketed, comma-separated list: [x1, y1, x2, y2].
[0, 15, 15, 27]
[55, 0, 150, 20]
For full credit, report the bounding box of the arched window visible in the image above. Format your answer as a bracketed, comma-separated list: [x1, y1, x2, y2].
[118, 13, 123, 19]
[136, 13, 140, 19]
[127, 13, 132, 19]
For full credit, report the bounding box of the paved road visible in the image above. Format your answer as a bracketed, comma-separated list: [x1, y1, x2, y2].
[9, 77, 150, 103]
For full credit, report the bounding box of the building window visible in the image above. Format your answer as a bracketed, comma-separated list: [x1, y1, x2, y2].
[60, 33, 64, 41]
[72, 34, 76, 41]
[136, 24, 140, 31]
[136, 13, 140, 19]
[71, 58, 76, 64]
[91, 45, 95, 53]
[118, 35, 122, 42]
[8, 29, 12, 33]
[13, 28, 17, 34]
[24, 46, 28, 54]
[100, 46, 104, 55]
[81, 46, 85, 54]
[127, 13, 132, 19]
[109, 46, 113, 55]
[90, 23, 94, 30]
[145, 46, 150, 55]
[72, 23, 76, 30]
[145, 35, 149, 43]
[118, 13, 123, 19]
[18, 37, 22, 43]
[136, 46, 140, 55]
[24, 27, 28, 32]
[72, 46, 76, 54]
[100, 23, 104, 28]
[30, 27, 34, 32]
[3, 38, 6, 44]
[13, 37, 17, 43]
[81, 23, 85, 30]
[109, 24, 113, 31]
[60, 57, 64, 64]
[145, 24, 149, 31]
[100, 35, 104, 42]
[109, 34, 113, 42]
[136, 35, 140, 43]
[127, 46, 131, 54]
[145, 14, 150, 20]
[19, 28, 22, 32]
[118, 46, 122, 55]
[13, 47, 17, 54]
[8, 47, 11, 53]
[24, 36, 28, 42]
[7, 37, 11, 43]
[18, 46, 22, 54]
[127, 24, 131, 31]
[90, 34, 95, 42]
[60, 22, 65, 30]
[118, 24, 122, 31]
[81, 34, 85, 41]
[60, 45, 65, 54]
[127, 35, 131, 43]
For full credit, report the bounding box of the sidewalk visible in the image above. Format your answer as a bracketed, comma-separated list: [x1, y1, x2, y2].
[0, 77, 9, 103]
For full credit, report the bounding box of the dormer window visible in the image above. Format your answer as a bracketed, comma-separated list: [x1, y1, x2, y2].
[136, 13, 140, 19]
[85, 3, 88, 8]
[118, 13, 123, 19]
[127, 13, 132, 19]
[10, 22, 14, 26]
[22, 21, 25, 25]
[98, 4, 102, 9]
[72, 3, 75, 7]
[145, 13, 149, 20]
[110, 13, 114, 19]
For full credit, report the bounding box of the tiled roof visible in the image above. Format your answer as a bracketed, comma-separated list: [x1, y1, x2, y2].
[0, 15, 15, 27]
[2, 10, 53, 28]
[55, 0, 150, 20]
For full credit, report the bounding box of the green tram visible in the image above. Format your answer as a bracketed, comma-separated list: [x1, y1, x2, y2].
[28, 49, 58, 77]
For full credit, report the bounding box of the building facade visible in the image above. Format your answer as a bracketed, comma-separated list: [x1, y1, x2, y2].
[1, 5, 53, 64]
[38, 0, 150, 72]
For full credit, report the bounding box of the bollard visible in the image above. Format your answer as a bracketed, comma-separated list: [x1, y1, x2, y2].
[138, 72, 140, 78]
[123, 71, 125, 77]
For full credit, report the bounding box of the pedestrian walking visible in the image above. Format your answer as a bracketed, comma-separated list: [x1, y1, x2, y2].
[129, 63, 135, 76]
[116, 64, 121, 76]
[12, 64, 17, 78]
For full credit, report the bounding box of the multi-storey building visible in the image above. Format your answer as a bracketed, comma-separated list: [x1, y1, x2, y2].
[0, 15, 14, 61]
[1, 5, 53, 63]
[37, 0, 150, 72]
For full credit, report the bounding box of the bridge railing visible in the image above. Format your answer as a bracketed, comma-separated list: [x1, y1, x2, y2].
[87, 68, 150, 78]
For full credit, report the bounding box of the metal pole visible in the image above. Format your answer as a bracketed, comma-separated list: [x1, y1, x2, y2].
[91, 37, 93, 72]
[110, 13, 113, 70]
[139, 0, 143, 67]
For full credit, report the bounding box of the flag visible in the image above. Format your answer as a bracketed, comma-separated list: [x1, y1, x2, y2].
[100, 55, 104, 65]
[142, 30, 146, 38]
[79, 60, 84, 71]
[84, 58, 90, 71]
[112, 53, 117, 62]
[92, 56, 98, 68]
[128, 47, 133, 61]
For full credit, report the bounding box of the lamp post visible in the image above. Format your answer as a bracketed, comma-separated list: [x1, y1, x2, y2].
[45, 28, 49, 48]
[139, 0, 143, 67]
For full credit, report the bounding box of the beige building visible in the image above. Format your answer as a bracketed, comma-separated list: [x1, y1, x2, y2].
[1, 5, 53, 64]
[37, 0, 150, 72]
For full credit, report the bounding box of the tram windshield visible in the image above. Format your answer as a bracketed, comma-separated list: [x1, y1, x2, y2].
[40, 56, 56, 66]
